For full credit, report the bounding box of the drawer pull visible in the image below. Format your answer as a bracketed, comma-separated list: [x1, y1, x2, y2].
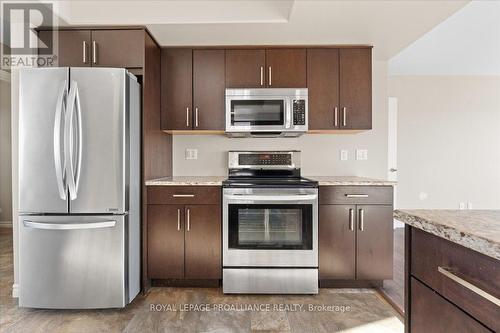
[438, 266, 500, 307]
[345, 194, 368, 198]
[172, 194, 195, 198]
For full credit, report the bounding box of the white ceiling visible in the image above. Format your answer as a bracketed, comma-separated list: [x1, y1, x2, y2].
[389, 1, 500, 75]
[50, 0, 468, 60]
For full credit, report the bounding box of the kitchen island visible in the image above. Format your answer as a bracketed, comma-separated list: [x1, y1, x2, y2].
[395, 210, 500, 333]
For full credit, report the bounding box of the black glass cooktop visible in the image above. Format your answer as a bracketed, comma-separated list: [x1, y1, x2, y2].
[223, 177, 318, 188]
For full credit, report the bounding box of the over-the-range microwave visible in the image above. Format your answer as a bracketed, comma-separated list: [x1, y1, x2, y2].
[225, 88, 308, 137]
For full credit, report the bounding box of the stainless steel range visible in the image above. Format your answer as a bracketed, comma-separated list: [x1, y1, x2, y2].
[222, 151, 319, 294]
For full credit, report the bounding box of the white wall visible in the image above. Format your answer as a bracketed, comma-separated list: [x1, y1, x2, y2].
[389, 75, 500, 209]
[173, 61, 390, 178]
[0, 77, 12, 223]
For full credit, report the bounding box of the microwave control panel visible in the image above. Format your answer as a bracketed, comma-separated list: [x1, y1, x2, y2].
[292, 100, 306, 125]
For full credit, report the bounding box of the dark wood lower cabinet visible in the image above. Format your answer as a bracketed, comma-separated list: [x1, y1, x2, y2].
[410, 277, 491, 333]
[319, 194, 393, 284]
[184, 205, 221, 279]
[147, 203, 221, 282]
[356, 205, 393, 280]
[147, 205, 184, 279]
[319, 205, 355, 279]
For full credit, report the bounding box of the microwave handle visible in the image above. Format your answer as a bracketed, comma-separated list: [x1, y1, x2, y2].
[285, 99, 292, 129]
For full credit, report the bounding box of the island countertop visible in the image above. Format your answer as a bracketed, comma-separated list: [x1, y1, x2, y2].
[145, 175, 395, 186]
[394, 209, 500, 260]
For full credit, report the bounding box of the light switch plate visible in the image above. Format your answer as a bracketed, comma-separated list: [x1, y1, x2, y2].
[356, 149, 368, 160]
[185, 148, 198, 160]
[340, 150, 348, 161]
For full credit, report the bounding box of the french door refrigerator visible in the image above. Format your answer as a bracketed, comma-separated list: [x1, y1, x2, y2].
[18, 67, 140, 309]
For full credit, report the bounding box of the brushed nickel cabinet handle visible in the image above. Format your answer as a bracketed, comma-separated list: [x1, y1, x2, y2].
[195, 107, 199, 127]
[334, 107, 338, 127]
[186, 107, 190, 127]
[177, 209, 181, 231]
[342, 107, 347, 127]
[186, 208, 190, 231]
[438, 266, 500, 307]
[260, 66, 264, 86]
[172, 194, 195, 198]
[346, 194, 368, 198]
[92, 41, 97, 64]
[268, 66, 272, 86]
[358, 209, 364, 231]
[348, 209, 354, 231]
[82, 41, 87, 64]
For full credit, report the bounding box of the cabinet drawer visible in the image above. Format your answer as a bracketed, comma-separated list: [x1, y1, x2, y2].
[410, 277, 491, 333]
[319, 186, 392, 205]
[148, 186, 221, 205]
[411, 228, 499, 332]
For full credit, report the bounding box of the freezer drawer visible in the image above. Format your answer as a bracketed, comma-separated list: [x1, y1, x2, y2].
[19, 215, 127, 309]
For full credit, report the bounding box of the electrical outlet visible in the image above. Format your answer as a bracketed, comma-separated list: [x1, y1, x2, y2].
[340, 150, 348, 161]
[467, 202, 473, 209]
[185, 148, 198, 160]
[356, 149, 368, 160]
[459, 202, 466, 210]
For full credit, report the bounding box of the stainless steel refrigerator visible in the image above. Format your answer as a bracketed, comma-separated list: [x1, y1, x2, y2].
[18, 67, 141, 309]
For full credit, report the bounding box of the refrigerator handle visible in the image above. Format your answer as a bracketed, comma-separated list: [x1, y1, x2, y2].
[65, 81, 83, 200]
[53, 81, 68, 200]
[24, 220, 116, 230]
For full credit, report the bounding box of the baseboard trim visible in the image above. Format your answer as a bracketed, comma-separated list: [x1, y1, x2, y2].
[12, 283, 19, 298]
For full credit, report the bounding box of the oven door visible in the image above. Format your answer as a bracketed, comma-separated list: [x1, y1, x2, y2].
[223, 188, 318, 267]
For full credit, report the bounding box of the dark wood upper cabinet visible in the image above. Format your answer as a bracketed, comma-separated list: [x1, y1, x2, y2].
[307, 49, 340, 130]
[147, 205, 184, 279]
[184, 205, 221, 279]
[38, 30, 91, 67]
[319, 205, 356, 279]
[91, 30, 144, 68]
[161, 48, 193, 130]
[193, 50, 225, 130]
[356, 205, 393, 280]
[339, 48, 372, 129]
[265, 49, 307, 88]
[226, 49, 266, 88]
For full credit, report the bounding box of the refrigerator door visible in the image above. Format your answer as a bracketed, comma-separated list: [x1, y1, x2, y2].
[68, 68, 127, 214]
[19, 67, 69, 214]
[19, 215, 126, 309]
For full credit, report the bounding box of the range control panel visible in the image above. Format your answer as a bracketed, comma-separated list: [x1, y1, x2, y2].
[238, 153, 292, 166]
[292, 100, 306, 125]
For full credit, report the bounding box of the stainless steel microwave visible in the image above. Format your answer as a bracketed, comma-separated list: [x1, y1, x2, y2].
[225, 88, 308, 137]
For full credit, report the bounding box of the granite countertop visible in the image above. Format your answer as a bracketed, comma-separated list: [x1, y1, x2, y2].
[394, 209, 500, 260]
[146, 175, 395, 186]
[306, 176, 396, 186]
[145, 176, 226, 186]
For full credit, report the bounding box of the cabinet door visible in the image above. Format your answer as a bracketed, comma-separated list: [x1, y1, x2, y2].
[193, 50, 225, 130]
[307, 49, 340, 130]
[265, 49, 307, 88]
[226, 49, 266, 88]
[147, 205, 184, 279]
[339, 48, 372, 129]
[356, 205, 393, 279]
[91, 30, 144, 68]
[161, 48, 193, 130]
[411, 277, 490, 333]
[184, 205, 221, 279]
[38, 30, 91, 67]
[319, 205, 356, 279]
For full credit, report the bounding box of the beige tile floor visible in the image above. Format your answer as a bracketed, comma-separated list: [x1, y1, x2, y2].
[0, 231, 403, 333]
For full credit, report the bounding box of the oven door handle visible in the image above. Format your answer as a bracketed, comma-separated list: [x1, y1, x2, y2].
[224, 194, 317, 201]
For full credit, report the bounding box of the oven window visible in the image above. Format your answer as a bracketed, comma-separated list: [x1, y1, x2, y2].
[230, 100, 284, 126]
[228, 204, 312, 250]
